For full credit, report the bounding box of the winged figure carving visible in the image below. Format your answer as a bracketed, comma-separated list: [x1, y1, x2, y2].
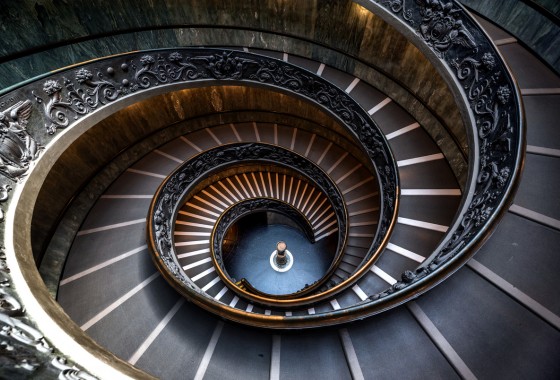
[418, 0, 477, 56]
[0, 100, 40, 180]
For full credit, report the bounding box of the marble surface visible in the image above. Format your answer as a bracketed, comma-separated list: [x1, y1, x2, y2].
[0, 1, 464, 161]
[461, 0, 560, 73]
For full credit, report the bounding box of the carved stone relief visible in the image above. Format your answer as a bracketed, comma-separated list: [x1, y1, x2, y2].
[0, 100, 41, 180]
[0, 247, 96, 378]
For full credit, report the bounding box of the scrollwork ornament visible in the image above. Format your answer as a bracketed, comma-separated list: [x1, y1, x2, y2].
[196, 51, 257, 80]
[0, 338, 41, 373]
[34, 71, 123, 135]
[0, 184, 11, 222]
[68, 68, 121, 110]
[0, 247, 9, 287]
[251, 60, 305, 91]
[0, 310, 96, 378]
[0, 290, 23, 316]
[34, 79, 71, 134]
[384, 0, 414, 23]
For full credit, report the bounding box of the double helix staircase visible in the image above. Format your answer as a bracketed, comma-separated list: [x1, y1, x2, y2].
[0, 1, 559, 379]
[55, 47, 463, 371]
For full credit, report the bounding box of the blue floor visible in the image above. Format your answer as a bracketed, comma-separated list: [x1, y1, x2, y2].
[226, 224, 336, 295]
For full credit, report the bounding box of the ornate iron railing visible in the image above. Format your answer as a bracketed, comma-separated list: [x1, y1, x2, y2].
[0, 0, 524, 375]
[0, 46, 398, 374]
[148, 142, 350, 296]
[350, 0, 524, 306]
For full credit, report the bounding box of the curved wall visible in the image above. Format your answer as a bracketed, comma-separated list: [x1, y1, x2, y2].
[460, 0, 560, 73]
[0, 1, 528, 377]
[0, 0, 467, 176]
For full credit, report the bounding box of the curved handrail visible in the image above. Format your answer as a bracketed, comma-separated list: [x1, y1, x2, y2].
[149, 142, 385, 307]
[214, 197, 317, 245]
[350, 0, 524, 305]
[0, 4, 524, 375]
[0, 46, 391, 375]
[0, 48, 399, 363]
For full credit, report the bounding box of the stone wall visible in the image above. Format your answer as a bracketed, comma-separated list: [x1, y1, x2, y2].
[460, 0, 560, 73]
[0, 0, 467, 169]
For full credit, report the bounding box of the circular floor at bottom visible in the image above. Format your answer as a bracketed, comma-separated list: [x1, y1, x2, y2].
[226, 224, 336, 295]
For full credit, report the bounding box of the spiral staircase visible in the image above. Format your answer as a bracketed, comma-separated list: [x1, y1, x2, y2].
[0, 1, 559, 379]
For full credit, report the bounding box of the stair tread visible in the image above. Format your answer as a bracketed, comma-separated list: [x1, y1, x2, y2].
[417, 268, 560, 379]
